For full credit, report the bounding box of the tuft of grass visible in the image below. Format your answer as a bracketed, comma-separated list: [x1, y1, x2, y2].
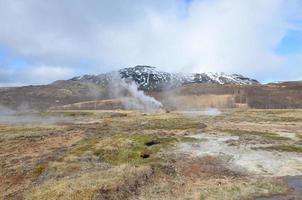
[33, 165, 47, 176]
[199, 178, 287, 200]
[264, 134, 291, 141]
[221, 129, 291, 141]
[139, 117, 206, 130]
[71, 134, 183, 166]
[260, 144, 302, 153]
[69, 133, 200, 166]
[296, 133, 302, 140]
[0, 125, 66, 141]
[71, 139, 99, 156]
[93, 113, 206, 133]
[39, 111, 95, 117]
[25, 165, 151, 200]
[218, 109, 302, 123]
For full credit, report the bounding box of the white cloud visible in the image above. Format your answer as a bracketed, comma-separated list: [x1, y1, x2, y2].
[0, 65, 75, 86]
[29, 65, 74, 80]
[0, 0, 301, 83]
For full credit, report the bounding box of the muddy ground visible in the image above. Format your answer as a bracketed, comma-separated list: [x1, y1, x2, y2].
[1, 109, 302, 200]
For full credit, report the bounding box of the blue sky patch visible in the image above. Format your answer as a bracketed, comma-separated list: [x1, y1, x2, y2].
[276, 30, 302, 55]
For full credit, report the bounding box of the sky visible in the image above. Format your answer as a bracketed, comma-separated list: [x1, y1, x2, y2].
[0, 0, 302, 86]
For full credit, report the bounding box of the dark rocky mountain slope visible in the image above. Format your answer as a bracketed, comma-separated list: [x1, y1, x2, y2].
[71, 65, 259, 91]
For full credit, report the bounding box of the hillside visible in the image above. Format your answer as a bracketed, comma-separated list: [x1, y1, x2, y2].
[0, 81, 107, 110]
[0, 66, 301, 110]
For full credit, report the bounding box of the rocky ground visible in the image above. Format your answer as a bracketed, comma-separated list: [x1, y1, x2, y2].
[1, 109, 302, 200]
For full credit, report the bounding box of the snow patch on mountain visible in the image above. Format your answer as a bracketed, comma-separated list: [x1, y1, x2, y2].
[71, 65, 259, 91]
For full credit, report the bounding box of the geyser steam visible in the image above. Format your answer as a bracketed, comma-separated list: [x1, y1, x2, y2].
[109, 73, 162, 112]
[0, 105, 72, 125]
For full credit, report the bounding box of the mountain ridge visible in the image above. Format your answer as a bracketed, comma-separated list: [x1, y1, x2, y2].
[70, 65, 260, 91]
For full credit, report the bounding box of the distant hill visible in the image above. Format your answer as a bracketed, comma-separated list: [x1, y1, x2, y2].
[0, 65, 301, 110]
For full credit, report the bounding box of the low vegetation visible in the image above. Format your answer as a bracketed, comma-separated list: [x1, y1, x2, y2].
[199, 178, 287, 200]
[1, 109, 302, 199]
[0, 125, 67, 141]
[260, 144, 302, 153]
[221, 129, 291, 141]
[71, 134, 187, 165]
[26, 165, 152, 200]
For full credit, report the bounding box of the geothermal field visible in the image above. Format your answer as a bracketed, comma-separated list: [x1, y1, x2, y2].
[1, 67, 302, 200]
[1, 108, 302, 200]
[1, 1, 302, 199]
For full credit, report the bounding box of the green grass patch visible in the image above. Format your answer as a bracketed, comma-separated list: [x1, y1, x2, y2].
[33, 165, 47, 176]
[200, 178, 287, 200]
[264, 134, 291, 141]
[0, 125, 66, 141]
[260, 144, 302, 153]
[278, 117, 302, 122]
[296, 133, 302, 140]
[70, 134, 192, 166]
[39, 111, 95, 117]
[84, 114, 206, 137]
[140, 117, 205, 130]
[221, 129, 291, 141]
[26, 165, 151, 200]
[71, 139, 99, 156]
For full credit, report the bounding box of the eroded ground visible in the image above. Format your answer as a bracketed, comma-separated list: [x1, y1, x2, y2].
[1, 109, 302, 200]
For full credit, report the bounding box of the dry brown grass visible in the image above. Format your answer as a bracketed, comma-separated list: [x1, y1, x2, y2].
[50, 99, 124, 110]
[0, 124, 84, 199]
[25, 165, 152, 200]
[2, 109, 301, 200]
[162, 94, 235, 110]
[199, 178, 287, 200]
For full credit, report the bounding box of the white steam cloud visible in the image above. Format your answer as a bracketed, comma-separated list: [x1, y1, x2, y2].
[0, 105, 72, 125]
[109, 73, 162, 112]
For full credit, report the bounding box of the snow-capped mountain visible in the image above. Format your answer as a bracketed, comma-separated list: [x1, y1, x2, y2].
[71, 65, 259, 91]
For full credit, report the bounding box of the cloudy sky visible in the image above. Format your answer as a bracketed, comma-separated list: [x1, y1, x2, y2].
[0, 0, 302, 86]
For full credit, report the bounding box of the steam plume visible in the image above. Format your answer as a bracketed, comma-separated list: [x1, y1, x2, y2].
[0, 105, 72, 125]
[109, 73, 162, 112]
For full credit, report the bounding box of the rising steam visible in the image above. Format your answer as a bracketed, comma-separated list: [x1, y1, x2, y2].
[0, 105, 72, 125]
[109, 73, 162, 113]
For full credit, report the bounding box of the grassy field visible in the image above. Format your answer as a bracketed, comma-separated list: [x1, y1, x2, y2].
[1, 109, 302, 199]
